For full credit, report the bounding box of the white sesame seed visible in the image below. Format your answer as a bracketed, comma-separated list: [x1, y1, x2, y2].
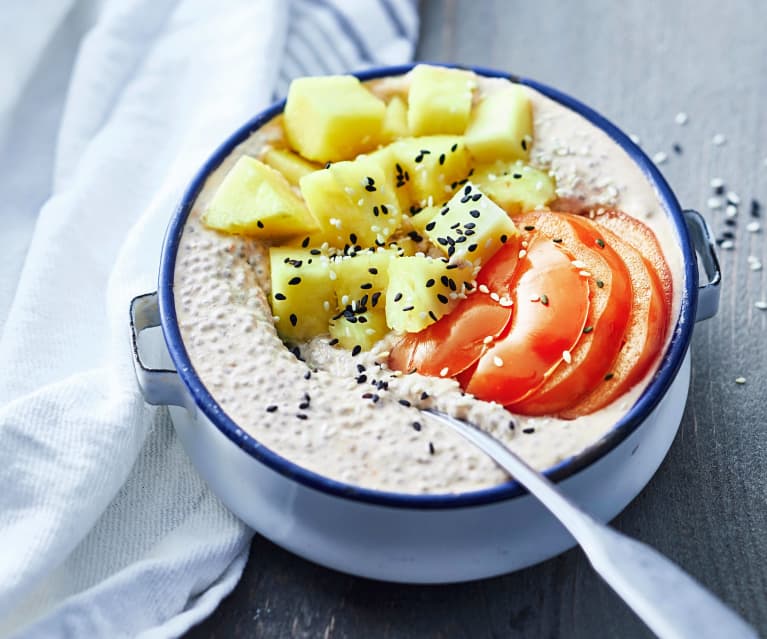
[323, 300, 330, 312]
[529, 294, 540, 302]
[747, 221, 761, 233]
[707, 196, 724, 209]
[579, 270, 592, 277]
[735, 376, 746, 384]
[720, 240, 734, 250]
[727, 191, 741, 205]
[652, 151, 668, 165]
[499, 296, 513, 307]
[712, 133, 726, 146]
[726, 205, 738, 218]
[521, 240, 529, 248]
[755, 301, 767, 310]
[479, 284, 490, 294]
[439, 367, 449, 377]
[357, 198, 364, 206]
[483, 335, 494, 344]
[562, 350, 572, 364]
[518, 249, 527, 259]
[710, 177, 724, 190]
[490, 292, 500, 302]
[629, 133, 641, 145]
[571, 260, 588, 268]
[493, 356, 504, 368]
[675, 111, 688, 125]
[329, 270, 337, 280]
[750, 262, 762, 272]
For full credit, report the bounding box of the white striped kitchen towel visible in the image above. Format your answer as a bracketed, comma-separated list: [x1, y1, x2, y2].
[0, 0, 418, 637]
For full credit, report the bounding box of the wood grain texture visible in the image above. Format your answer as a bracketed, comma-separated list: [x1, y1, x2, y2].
[187, 1, 767, 636]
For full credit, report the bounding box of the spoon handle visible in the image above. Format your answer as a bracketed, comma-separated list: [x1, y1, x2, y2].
[426, 409, 757, 639]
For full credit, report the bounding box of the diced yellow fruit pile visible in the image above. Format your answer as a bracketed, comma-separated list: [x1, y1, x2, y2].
[202, 64, 559, 351]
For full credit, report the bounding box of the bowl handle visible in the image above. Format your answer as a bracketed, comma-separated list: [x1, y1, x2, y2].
[129, 292, 188, 407]
[684, 209, 721, 322]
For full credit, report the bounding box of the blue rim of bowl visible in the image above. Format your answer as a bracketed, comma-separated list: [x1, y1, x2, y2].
[158, 63, 697, 510]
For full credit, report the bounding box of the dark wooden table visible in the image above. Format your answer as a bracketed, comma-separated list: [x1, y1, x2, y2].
[188, 1, 767, 636]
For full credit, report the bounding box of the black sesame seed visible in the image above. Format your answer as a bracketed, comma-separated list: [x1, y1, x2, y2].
[266, 405, 278, 413]
[394, 292, 403, 302]
[299, 401, 310, 410]
[524, 225, 535, 231]
[351, 345, 362, 356]
[751, 199, 761, 218]
[399, 399, 412, 407]
[583, 326, 594, 334]
[471, 193, 482, 201]
[508, 420, 515, 430]
[373, 206, 379, 217]
[437, 237, 449, 246]
[464, 184, 472, 195]
[274, 292, 286, 301]
[469, 210, 480, 218]
[425, 278, 436, 288]
[451, 143, 458, 152]
[439, 153, 445, 165]
[604, 372, 615, 381]
[256, 220, 264, 229]
[437, 294, 449, 304]
[540, 294, 549, 306]
[304, 371, 312, 380]
[356, 374, 367, 384]
[428, 310, 438, 322]
[440, 275, 450, 287]
[288, 276, 301, 285]
[429, 442, 435, 455]
[512, 173, 522, 180]
[425, 221, 436, 231]
[356, 364, 366, 373]
[402, 305, 415, 312]
[553, 238, 563, 243]
[722, 230, 735, 239]
[360, 282, 373, 290]
[289, 313, 297, 327]
[468, 243, 478, 252]
[296, 413, 308, 420]
[329, 338, 339, 346]
[310, 248, 321, 255]
[521, 138, 528, 151]
[523, 427, 535, 434]
[420, 391, 429, 400]
[371, 292, 382, 307]
[673, 143, 683, 155]
[365, 185, 376, 192]
[596, 238, 606, 248]
[412, 421, 422, 432]
[724, 219, 736, 227]
[381, 205, 389, 215]
[301, 236, 310, 248]
[596, 280, 605, 288]
[325, 162, 332, 169]
[500, 234, 508, 244]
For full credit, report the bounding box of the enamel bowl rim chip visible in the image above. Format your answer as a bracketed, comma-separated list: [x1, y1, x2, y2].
[158, 63, 698, 510]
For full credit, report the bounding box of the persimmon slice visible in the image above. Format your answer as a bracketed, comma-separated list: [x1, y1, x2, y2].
[388, 292, 512, 378]
[508, 212, 633, 416]
[465, 232, 590, 405]
[560, 220, 669, 418]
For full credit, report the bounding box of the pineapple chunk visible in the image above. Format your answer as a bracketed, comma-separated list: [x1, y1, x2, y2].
[425, 182, 518, 266]
[385, 255, 474, 333]
[472, 162, 555, 214]
[262, 148, 320, 185]
[202, 156, 318, 238]
[407, 204, 440, 236]
[465, 85, 533, 162]
[269, 248, 335, 340]
[329, 308, 388, 352]
[332, 249, 394, 305]
[284, 75, 386, 162]
[391, 136, 472, 206]
[381, 96, 410, 142]
[299, 156, 402, 249]
[407, 65, 476, 136]
[328, 249, 394, 351]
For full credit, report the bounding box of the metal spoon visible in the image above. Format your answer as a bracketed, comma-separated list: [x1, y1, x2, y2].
[424, 409, 757, 639]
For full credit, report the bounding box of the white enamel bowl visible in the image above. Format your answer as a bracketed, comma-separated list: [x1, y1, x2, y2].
[130, 64, 721, 583]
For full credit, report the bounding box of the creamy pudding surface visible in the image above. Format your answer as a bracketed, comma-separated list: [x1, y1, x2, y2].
[173, 71, 684, 494]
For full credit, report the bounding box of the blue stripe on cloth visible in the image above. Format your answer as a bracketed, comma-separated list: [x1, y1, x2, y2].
[275, 0, 418, 99]
[378, 0, 409, 38]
